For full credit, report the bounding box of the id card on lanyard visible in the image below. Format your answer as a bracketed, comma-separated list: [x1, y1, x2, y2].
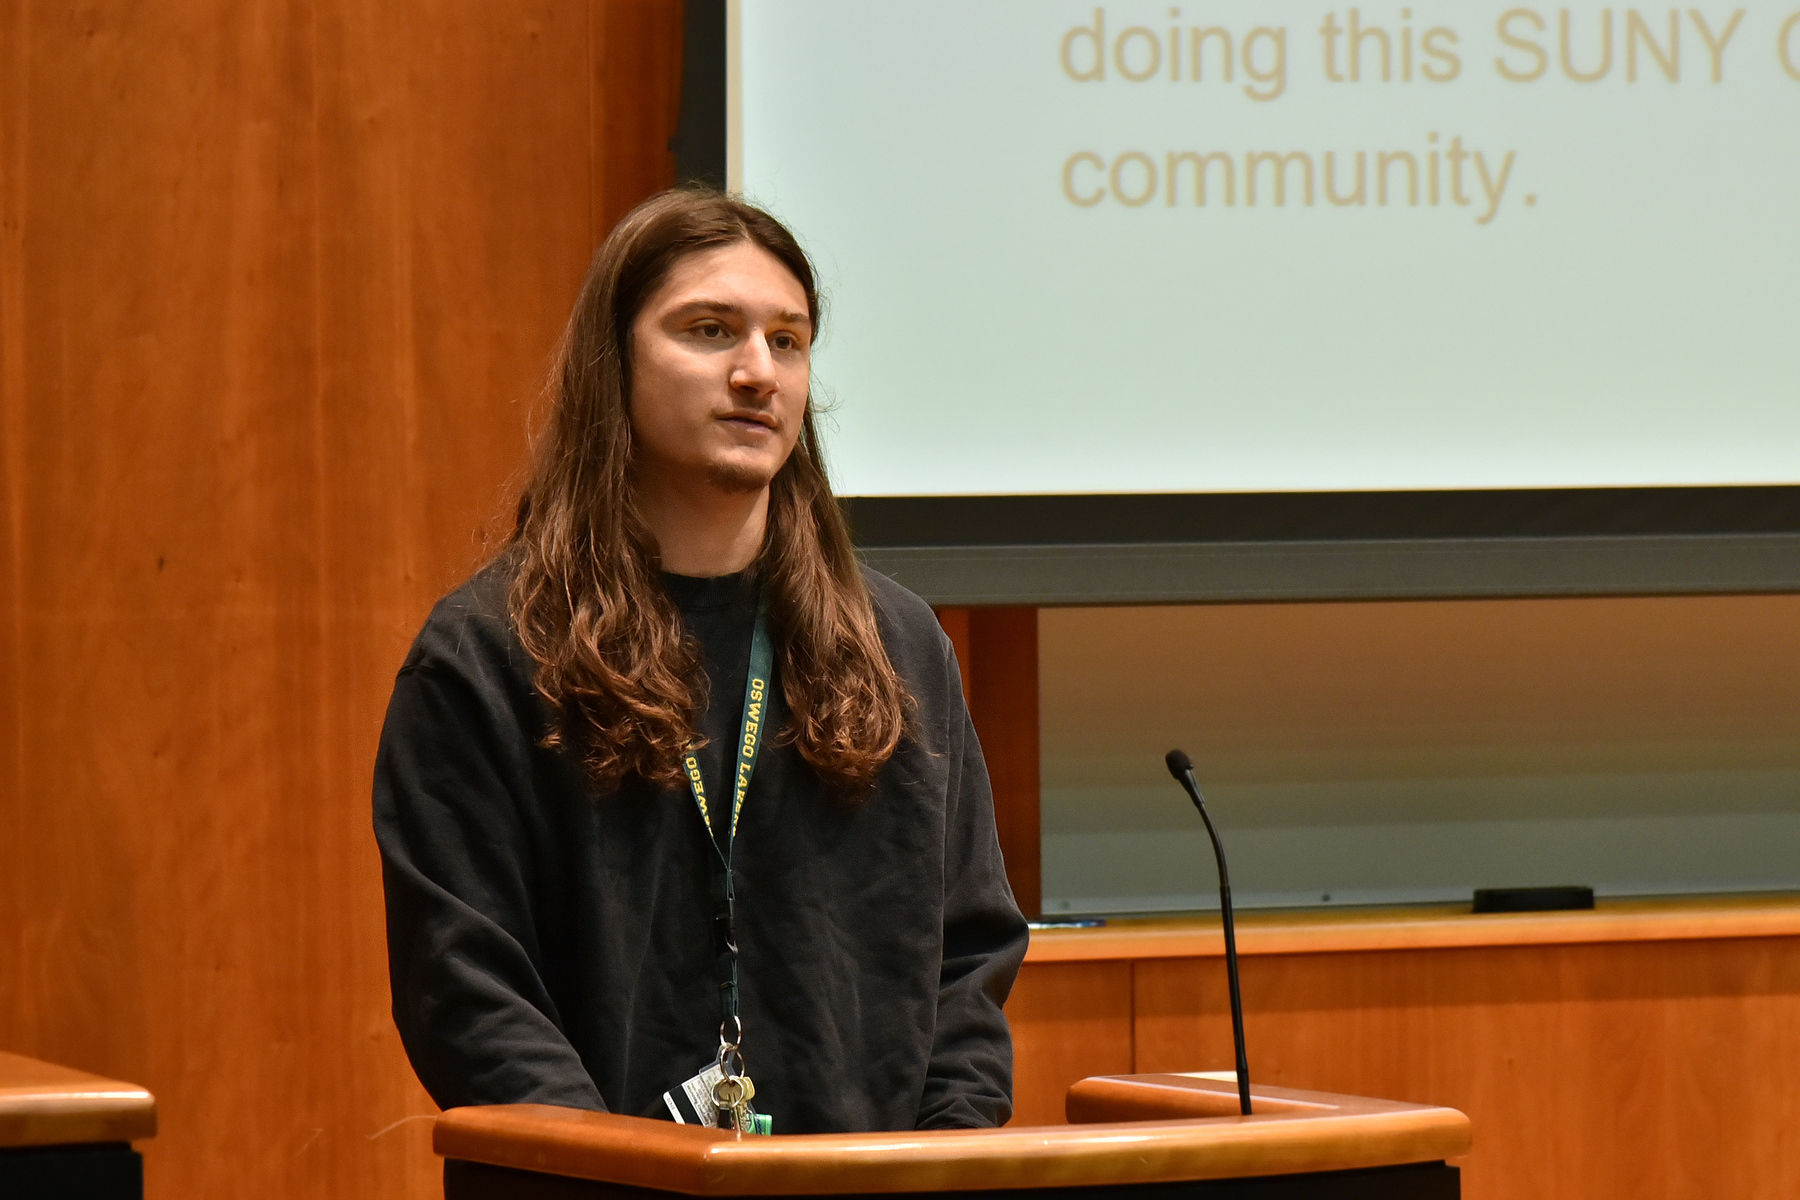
[675, 592, 774, 1135]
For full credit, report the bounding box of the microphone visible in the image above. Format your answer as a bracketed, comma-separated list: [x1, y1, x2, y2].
[1164, 749, 1252, 1116]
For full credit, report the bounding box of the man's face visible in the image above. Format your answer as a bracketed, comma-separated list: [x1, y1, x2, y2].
[628, 241, 811, 496]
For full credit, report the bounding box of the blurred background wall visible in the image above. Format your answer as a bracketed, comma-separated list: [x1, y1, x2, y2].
[1040, 594, 1800, 914]
[0, 3, 682, 1196]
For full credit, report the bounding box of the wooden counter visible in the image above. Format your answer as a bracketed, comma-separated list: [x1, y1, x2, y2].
[0, 1050, 156, 1200]
[1005, 891, 1800, 1199]
[1026, 892, 1800, 962]
[0, 1050, 157, 1148]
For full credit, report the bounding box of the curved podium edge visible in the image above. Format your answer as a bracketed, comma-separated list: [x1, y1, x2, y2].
[434, 1081, 1471, 1196]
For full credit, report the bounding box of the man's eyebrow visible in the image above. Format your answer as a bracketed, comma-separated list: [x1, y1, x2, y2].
[668, 299, 742, 318]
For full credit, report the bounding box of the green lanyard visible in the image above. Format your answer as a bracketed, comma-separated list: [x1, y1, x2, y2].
[681, 595, 773, 869]
[680, 594, 773, 1038]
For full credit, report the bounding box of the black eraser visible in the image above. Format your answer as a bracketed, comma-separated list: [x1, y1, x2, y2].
[1472, 886, 1596, 914]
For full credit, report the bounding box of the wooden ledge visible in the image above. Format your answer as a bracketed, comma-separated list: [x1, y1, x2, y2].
[435, 1082, 1469, 1195]
[1066, 1074, 1468, 1169]
[0, 1050, 157, 1148]
[1025, 892, 1800, 963]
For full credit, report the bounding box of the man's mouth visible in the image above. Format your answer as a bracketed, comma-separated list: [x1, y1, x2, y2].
[720, 412, 776, 433]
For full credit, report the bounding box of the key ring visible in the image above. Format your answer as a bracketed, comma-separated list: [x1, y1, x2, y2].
[712, 1075, 746, 1108]
[715, 1015, 746, 1079]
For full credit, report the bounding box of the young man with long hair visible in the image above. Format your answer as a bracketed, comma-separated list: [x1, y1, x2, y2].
[373, 190, 1028, 1134]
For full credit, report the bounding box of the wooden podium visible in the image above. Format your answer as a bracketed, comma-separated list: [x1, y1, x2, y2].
[435, 1074, 1470, 1200]
[0, 1049, 157, 1199]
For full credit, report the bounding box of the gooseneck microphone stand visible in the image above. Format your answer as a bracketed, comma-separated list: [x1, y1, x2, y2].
[1165, 749, 1252, 1116]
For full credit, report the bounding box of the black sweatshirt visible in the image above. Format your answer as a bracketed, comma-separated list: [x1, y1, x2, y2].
[372, 561, 1029, 1132]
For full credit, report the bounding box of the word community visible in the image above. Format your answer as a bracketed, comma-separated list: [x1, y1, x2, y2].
[1063, 136, 1524, 224]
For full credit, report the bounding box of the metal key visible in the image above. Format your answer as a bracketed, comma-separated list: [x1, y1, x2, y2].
[713, 1074, 748, 1131]
[730, 1076, 757, 1134]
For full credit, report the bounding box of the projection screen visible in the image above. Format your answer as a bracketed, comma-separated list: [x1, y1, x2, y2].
[723, 0, 1800, 601]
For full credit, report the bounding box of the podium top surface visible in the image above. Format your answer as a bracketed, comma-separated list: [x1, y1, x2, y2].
[434, 1076, 1471, 1195]
[0, 1049, 158, 1148]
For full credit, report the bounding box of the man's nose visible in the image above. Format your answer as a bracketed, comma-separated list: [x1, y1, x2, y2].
[729, 332, 779, 397]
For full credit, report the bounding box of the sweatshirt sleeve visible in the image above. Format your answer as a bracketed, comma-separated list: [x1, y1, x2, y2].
[916, 647, 1032, 1130]
[372, 655, 605, 1113]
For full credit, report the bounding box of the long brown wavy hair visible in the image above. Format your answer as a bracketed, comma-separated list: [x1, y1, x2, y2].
[506, 189, 908, 798]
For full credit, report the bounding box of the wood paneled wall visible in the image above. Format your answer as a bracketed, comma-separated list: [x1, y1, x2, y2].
[0, 3, 682, 1197]
[1006, 935, 1800, 1199]
[935, 607, 1041, 918]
